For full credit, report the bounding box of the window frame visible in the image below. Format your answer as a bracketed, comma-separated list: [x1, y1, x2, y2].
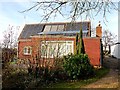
[23, 46, 32, 55]
[43, 25, 52, 32]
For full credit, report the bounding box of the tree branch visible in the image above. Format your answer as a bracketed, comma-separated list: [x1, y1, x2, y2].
[20, 0, 118, 22]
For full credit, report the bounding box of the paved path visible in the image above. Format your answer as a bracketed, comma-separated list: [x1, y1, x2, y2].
[82, 56, 119, 88]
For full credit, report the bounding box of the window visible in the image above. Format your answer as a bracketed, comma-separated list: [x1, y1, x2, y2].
[44, 25, 51, 32]
[41, 41, 74, 58]
[50, 25, 58, 31]
[23, 46, 32, 55]
[41, 44, 47, 57]
[66, 44, 72, 54]
[57, 25, 64, 31]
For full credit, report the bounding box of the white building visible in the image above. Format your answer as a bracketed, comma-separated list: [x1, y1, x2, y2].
[111, 2, 120, 59]
[111, 43, 120, 59]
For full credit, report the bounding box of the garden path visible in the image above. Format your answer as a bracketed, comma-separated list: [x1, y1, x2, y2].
[82, 56, 120, 88]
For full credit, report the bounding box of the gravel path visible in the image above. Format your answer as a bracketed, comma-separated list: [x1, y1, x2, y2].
[82, 56, 119, 88]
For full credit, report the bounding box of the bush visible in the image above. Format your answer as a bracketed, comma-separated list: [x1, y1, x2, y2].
[63, 54, 94, 80]
[38, 66, 67, 82]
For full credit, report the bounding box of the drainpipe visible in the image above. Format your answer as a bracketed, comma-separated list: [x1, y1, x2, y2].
[100, 39, 103, 66]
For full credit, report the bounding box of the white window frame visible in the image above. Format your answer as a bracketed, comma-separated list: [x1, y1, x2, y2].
[41, 40, 74, 58]
[23, 46, 32, 55]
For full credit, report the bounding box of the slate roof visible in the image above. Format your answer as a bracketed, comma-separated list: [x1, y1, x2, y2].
[19, 24, 44, 39]
[19, 21, 91, 39]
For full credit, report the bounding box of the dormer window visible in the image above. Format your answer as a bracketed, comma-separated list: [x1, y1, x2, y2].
[23, 46, 32, 55]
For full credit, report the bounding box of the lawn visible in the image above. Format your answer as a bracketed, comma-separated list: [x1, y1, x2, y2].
[2, 67, 109, 89]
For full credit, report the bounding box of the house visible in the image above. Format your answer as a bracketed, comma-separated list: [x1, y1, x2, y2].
[18, 21, 103, 67]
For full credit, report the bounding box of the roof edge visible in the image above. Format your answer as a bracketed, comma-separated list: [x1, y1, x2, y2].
[24, 21, 91, 26]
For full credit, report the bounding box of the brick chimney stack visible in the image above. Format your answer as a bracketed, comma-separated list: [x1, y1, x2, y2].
[96, 21, 102, 38]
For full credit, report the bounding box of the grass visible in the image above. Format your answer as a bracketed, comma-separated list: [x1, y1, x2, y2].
[46, 67, 110, 88]
[2, 67, 109, 89]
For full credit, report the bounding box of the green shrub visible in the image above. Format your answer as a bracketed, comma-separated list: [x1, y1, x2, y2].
[63, 54, 94, 80]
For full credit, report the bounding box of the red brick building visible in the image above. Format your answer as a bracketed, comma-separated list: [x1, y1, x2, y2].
[18, 21, 102, 67]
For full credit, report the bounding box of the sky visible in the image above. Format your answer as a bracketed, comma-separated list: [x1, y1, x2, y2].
[0, 0, 119, 42]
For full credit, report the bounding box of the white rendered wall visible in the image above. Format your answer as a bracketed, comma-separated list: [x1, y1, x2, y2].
[111, 44, 120, 59]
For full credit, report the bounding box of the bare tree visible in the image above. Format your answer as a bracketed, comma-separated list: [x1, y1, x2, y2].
[2, 25, 13, 48]
[102, 30, 117, 54]
[21, 0, 118, 22]
[1, 25, 19, 63]
[2, 25, 20, 49]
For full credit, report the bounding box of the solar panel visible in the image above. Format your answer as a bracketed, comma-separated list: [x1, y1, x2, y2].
[43, 25, 51, 32]
[57, 25, 64, 31]
[50, 25, 58, 31]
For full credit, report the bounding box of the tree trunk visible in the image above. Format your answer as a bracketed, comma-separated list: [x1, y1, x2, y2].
[108, 45, 111, 54]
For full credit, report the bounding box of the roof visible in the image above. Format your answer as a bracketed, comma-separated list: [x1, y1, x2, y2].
[19, 24, 44, 39]
[19, 21, 91, 39]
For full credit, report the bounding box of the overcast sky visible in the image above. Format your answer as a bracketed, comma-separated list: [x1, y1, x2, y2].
[0, 0, 119, 42]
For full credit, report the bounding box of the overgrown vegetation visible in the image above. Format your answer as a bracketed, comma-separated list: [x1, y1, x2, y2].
[2, 62, 109, 88]
[2, 48, 17, 68]
[2, 45, 106, 89]
[3, 51, 99, 89]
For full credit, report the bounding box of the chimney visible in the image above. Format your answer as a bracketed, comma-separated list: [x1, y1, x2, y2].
[96, 21, 102, 38]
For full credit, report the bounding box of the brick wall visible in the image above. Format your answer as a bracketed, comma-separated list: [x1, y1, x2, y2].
[18, 36, 76, 64]
[83, 37, 101, 66]
[96, 24, 102, 38]
[18, 36, 101, 66]
[18, 39, 32, 60]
